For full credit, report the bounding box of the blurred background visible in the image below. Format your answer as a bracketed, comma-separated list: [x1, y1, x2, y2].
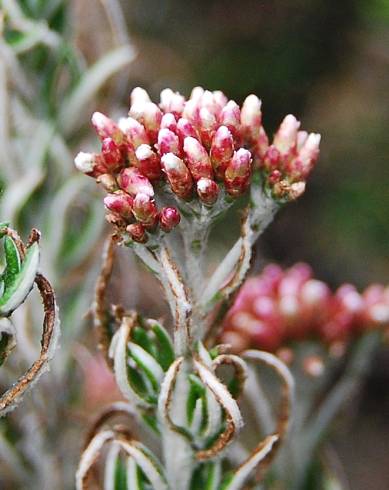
[0, 0, 388, 488]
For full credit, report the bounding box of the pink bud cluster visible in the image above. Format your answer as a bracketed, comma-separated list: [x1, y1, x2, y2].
[75, 88, 321, 241]
[221, 263, 389, 353]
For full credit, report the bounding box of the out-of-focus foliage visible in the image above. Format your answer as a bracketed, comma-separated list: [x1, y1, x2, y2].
[0, 1, 135, 488]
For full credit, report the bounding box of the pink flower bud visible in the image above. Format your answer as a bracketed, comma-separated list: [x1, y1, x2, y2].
[273, 114, 300, 156]
[220, 100, 241, 138]
[104, 191, 133, 218]
[263, 145, 281, 172]
[96, 174, 118, 192]
[132, 193, 159, 227]
[159, 207, 181, 232]
[160, 113, 177, 132]
[224, 148, 252, 197]
[200, 90, 223, 117]
[213, 90, 228, 108]
[210, 126, 234, 179]
[176, 118, 199, 143]
[130, 87, 151, 105]
[295, 133, 321, 177]
[118, 167, 154, 197]
[183, 136, 213, 181]
[135, 144, 162, 181]
[160, 88, 185, 117]
[101, 138, 123, 170]
[240, 95, 262, 142]
[198, 107, 217, 148]
[196, 178, 219, 205]
[74, 151, 106, 177]
[127, 223, 147, 243]
[91, 112, 124, 144]
[158, 128, 180, 155]
[190, 86, 205, 101]
[118, 117, 149, 148]
[182, 99, 200, 125]
[161, 153, 193, 199]
[142, 102, 163, 142]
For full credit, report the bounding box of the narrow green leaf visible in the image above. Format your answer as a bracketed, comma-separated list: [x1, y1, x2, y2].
[3, 237, 21, 290]
[0, 242, 39, 317]
[151, 321, 175, 371]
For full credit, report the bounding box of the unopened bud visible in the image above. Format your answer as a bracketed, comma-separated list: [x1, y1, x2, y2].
[91, 112, 124, 144]
[96, 173, 118, 192]
[118, 168, 154, 197]
[135, 144, 162, 181]
[296, 133, 321, 175]
[183, 136, 213, 181]
[198, 107, 217, 148]
[182, 99, 200, 125]
[201, 90, 223, 117]
[210, 126, 234, 179]
[213, 90, 228, 108]
[224, 148, 252, 197]
[130, 87, 151, 105]
[132, 193, 159, 227]
[74, 151, 106, 177]
[161, 153, 193, 199]
[159, 207, 181, 232]
[190, 86, 205, 101]
[118, 117, 149, 148]
[241, 95, 262, 142]
[176, 118, 199, 142]
[160, 89, 185, 117]
[101, 138, 123, 170]
[158, 128, 180, 155]
[104, 191, 133, 218]
[220, 100, 241, 138]
[127, 223, 147, 243]
[160, 113, 177, 132]
[273, 114, 300, 155]
[142, 102, 163, 142]
[197, 178, 219, 205]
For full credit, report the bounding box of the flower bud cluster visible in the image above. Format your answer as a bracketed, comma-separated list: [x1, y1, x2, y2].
[221, 263, 389, 353]
[75, 87, 321, 241]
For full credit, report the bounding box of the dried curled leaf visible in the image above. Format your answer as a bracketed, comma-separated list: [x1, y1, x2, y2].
[0, 227, 60, 416]
[76, 428, 168, 490]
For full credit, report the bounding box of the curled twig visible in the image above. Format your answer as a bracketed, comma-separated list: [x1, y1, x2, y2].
[194, 358, 243, 460]
[241, 350, 294, 482]
[212, 353, 248, 399]
[84, 401, 137, 449]
[0, 272, 60, 416]
[92, 234, 116, 366]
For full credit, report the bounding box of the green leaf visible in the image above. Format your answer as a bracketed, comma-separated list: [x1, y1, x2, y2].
[0, 242, 39, 317]
[151, 321, 175, 371]
[2, 237, 21, 290]
[114, 456, 127, 490]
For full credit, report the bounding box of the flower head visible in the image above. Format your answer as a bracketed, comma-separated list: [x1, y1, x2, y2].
[222, 263, 389, 354]
[75, 87, 321, 242]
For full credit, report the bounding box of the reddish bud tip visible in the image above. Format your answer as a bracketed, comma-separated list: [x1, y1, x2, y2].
[210, 126, 234, 179]
[159, 207, 181, 232]
[127, 223, 148, 243]
[118, 117, 149, 148]
[91, 112, 123, 144]
[273, 114, 300, 156]
[160, 113, 177, 132]
[183, 136, 213, 181]
[118, 167, 154, 197]
[197, 178, 219, 205]
[161, 153, 193, 199]
[224, 148, 252, 197]
[158, 128, 180, 156]
[220, 100, 241, 137]
[101, 138, 123, 170]
[240, 95, 262, 142]
[104, 191, 133, 218]
[135, 144, 162, 181]
[176, 118, 199, 142]
[132, 193, 159, 227]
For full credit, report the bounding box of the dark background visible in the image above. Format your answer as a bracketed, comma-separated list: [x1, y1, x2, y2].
[116, 1, 389, 487]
